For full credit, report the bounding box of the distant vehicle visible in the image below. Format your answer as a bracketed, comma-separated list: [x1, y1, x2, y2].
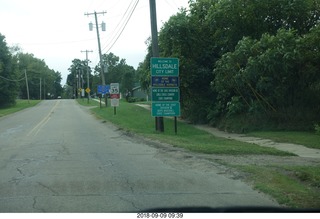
[57, 96, 61, 99]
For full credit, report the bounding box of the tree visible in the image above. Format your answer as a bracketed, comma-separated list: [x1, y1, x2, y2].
[99, 52, 136, 95]
[17, 53, 62, 99]
[67, 59, 89, 98]
[0, 33, 19, 106]
[212, 28, 320, 131]
[137, 0, 320, 128]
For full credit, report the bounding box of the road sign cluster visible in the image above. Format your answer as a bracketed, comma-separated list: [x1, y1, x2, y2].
[110, 83, 120, 107]
[151, 58, 180, 117]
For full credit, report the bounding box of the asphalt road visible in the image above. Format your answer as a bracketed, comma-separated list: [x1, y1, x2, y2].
[0, 100, 278, 212]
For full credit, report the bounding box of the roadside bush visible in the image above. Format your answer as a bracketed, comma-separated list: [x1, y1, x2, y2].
[315, 124, 320, 135]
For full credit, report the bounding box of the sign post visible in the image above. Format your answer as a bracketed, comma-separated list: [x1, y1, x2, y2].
[151, 57, 180, 134]
[85, 87, 90, 103]
[110, 83, 120, 115]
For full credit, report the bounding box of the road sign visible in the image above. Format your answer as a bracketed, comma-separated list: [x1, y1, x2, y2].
[97, 85, 110, 94]
[111, 98, 119, 107]
[151, 76, 179, 87]
[110, 83, 120, 107]
[151, 57, 180, 118]
[151, 58, 179, 76]
[110, 83, 119, 94]
[151, 88, 179, 101]
[152, 102, 180, 117]
[85, 88, 90, 94]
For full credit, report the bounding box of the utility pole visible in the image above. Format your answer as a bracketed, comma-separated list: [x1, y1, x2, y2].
[85, 11, 108, 106]
[40, 77, 42, 100]
[149, 0, 164, 132]
[78, 69, 81, 98]
[24, 69, 30, 104]
[81, 50, 93, 103]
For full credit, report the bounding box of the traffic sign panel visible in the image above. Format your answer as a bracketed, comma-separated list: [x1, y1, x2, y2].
[151, 88, 179, 101]
[110, 83, 119, 94]
[151, 102, 180, 117]
[97, 85, 110, 94]
[151, 76, 179, 87]
[151, 58, 179, 76]
[111, 98, 119, 107]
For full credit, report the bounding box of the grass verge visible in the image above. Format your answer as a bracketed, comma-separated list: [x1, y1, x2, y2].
[0, 99, 41, 117]
[248, 131, 320, 150]
[77, 99, 320, 209]
[236, 165, 320, 208]
[79, 99, 293, 156]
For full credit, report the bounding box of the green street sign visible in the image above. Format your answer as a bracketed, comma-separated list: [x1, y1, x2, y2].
[151, 102, 180, 117]
[151, 88, 180, 101]
[151, 58, 179, 76]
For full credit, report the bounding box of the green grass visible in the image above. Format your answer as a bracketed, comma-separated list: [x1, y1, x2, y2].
[78, 99, 320, 209]
[78, 99, 293, 156]
[237, 165, 320, 209]
[248, 131, 320, 150]
[0, 99, 41, 117]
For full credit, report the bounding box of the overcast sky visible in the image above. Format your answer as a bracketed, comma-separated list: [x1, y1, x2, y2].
[0, 0, 189, 85]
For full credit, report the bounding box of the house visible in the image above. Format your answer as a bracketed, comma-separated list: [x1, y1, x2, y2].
[131, 85, 150, 101]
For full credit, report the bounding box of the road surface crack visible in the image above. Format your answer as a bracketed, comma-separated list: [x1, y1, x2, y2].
[37, 182, 59, 195]
[17, 167, 25, 176]
[118, 195, 142, 211]
[32, 197, 45, 212]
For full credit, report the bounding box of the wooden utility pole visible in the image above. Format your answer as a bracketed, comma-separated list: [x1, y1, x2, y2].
[24, 69, 30, 104]
[81, 50, 93, 103]
[85, 11, 108, 106]
[149, 0, 164, 132]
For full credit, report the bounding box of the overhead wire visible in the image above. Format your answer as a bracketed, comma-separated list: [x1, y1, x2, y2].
[101, 0, 136, 50]
[0, 75, 26, 82]
[100, 0, 137, 52]
[102, 0, 140, 53]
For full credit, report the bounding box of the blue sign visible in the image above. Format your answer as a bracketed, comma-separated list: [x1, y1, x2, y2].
[151, 76, 179, 87]
[97, 85, 110, 94]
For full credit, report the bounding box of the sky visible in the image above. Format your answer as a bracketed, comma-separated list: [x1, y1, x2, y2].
[0, 0, 189, 85]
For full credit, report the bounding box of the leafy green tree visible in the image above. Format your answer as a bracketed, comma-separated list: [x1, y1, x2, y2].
[99, 52, 136, 95]
[159, 8, 215, 123]
[138, 0, 320, 128]
[67, 59, 89, 98]
[0, 33, 19, 106]
[212, 28, 320, 131]
[137, 38, 152, 92]
[16, 53, 62, 99]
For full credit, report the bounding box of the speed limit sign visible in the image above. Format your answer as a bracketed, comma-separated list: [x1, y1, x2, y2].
[110, 83, 119, 94]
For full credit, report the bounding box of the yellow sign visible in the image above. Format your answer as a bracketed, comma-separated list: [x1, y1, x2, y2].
[85, 88, 90, 93]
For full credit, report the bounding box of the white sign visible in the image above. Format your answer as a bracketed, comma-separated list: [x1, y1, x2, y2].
[111, 98, 119, 107]
[110, 83, 120, 107]
[110, 83, 119, 94]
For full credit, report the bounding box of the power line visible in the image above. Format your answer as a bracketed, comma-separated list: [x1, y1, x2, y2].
[102, 0, 140, 53]
[101, 0, 136, 52]
[0, 75, 25, 82]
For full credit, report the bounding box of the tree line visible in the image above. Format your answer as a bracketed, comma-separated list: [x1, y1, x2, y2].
[138, 0, 320, 132]
[66, 53, 137, 99]
[0, 33, 63, 107]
